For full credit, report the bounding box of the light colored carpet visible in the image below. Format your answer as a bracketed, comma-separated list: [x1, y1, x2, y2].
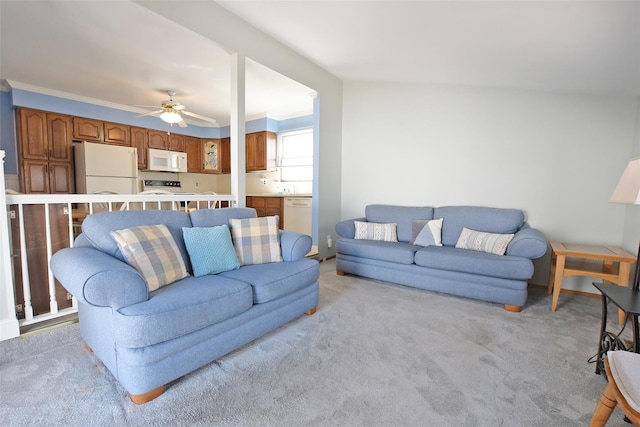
[0, 259, 631, 426]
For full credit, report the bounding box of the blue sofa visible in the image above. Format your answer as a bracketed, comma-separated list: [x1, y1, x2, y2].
[335, 205, 547, 312]
[50, 208, 319, 404]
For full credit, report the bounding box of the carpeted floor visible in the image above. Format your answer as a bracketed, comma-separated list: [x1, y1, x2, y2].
[0, 259, 632, 426]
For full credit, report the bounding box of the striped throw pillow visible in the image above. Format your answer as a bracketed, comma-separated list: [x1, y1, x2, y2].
[455, 227, 514, 255]
[354, 221, 398, 242]
[228, 216, 283, 265]
[111, 224, 189, 291]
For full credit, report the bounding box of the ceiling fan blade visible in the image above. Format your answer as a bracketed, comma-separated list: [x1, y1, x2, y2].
[183, 110, 217, 124]
[134, 109, 163, 118]
[177, 119, 188, 128]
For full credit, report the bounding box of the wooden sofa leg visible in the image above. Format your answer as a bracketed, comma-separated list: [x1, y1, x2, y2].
[504, 304, 522, 313]
[336, 270, 345, 276]
[85, 343, 93, 353]
[305, 307, 317, 315]
[129, 385, 164, 404]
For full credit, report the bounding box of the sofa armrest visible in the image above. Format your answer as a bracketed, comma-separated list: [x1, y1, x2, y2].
[279, 230, 312, 261]
[506, 224, 547, 259]
[50, 247, 148, 309]
[335, 217, 366, 239]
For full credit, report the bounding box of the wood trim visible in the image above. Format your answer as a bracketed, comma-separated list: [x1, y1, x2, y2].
[529, 283, 600, 299]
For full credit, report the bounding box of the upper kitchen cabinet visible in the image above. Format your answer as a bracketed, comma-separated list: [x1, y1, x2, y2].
[130, 127, 148, 169]
[246, 131, 276, 172]
[103, 122, 130, 146]
[73, 117, 103, 142]
[16, 108, 74, 194]
[184, 136, 201, 173]
[220, 137, 231, 174]
[168, 133, 185, 152]
[202, 139, 221, 174]
[18, 109, 73, 163]
[147, 130, 168, 150]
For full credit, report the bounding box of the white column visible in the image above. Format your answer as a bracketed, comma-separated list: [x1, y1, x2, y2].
[230, 53, 246, 206]
[0, 150, 20, 341]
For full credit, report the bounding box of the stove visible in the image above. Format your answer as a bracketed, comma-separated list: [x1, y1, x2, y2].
[142, 179, 182, 193]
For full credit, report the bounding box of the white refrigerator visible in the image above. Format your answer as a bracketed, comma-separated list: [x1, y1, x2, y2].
[74, 142, 139, 194]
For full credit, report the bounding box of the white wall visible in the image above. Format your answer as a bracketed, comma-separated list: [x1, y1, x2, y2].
[342, 82, 639, 291]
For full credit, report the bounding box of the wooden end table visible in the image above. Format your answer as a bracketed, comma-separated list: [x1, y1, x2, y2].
[548, 241, 636, 321]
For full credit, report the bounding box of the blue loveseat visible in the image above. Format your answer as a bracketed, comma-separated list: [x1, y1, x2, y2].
[50, 208, 319, 403]
[335, 205, 547, 312]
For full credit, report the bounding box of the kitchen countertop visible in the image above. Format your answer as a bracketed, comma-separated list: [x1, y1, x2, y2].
[246, 193, 312, 198]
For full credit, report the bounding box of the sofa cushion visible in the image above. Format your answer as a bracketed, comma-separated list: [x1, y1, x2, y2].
[229, 216, 283, 265]
[81, 210, 193, 269]
[354, 220, 398, 242]
[190, 207, 257, 227]
[114, 275, 253, 348]
[434, 206, 524, 247]
[111, 224, 189, 291]
[365, 205, 434, 243]
[410, 218, 443, 247]
[336, 238, 417, 265]
[414, 246, 534, 280]
[182, 225, 240, 276]
[219, 258, 319, 303]
[455, 227, 514, 255]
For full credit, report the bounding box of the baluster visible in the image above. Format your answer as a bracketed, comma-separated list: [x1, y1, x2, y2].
[17, 204, 33, 320]
[44, 203, 58, 314]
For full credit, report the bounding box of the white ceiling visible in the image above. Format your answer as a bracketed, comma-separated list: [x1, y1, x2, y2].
[1, 1, 639, 129]
[219, 0, 640, 96]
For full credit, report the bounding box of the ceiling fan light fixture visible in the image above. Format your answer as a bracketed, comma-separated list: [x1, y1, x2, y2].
[160, 110, 182, 124]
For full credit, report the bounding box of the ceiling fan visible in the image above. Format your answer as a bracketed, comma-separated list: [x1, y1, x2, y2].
[134, 90, 217, 128]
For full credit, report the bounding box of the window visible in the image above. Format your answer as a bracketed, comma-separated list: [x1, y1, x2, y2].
[278, 129, 313, 182]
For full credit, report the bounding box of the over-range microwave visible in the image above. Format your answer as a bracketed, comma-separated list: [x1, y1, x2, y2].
[147, 148, 188, 173]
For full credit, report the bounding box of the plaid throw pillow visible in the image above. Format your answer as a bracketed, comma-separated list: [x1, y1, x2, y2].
[228, 216, 283, 265]
[455, 227, 515, 255]
[111, 224, 189, 291]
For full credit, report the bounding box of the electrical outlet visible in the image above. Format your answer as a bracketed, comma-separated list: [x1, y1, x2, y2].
[63, 206, 69, 215]
[195, 182, 200, 188]
[15, 304, 23, 313]
[9, 210, 16, 219]
[327, 235, 333, 248]
[67, 293, 73, 301]
[260, 178, 268, 185]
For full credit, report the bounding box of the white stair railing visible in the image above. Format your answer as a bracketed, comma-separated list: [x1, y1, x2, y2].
[2, 191, 237, 332]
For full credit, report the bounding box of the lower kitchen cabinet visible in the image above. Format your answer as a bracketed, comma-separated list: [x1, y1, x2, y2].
[246, 196, 284, 229]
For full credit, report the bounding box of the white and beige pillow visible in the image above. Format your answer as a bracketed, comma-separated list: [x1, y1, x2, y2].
[354, 221, 398, 242]
[455, 227, 514, 255]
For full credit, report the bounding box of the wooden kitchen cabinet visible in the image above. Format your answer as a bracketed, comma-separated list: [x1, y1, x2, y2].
[220, 137, 231, 173]
[73, 117, 103, 142]
[103, 122, 130, 146]
[202, 139, 221, 174]
[19, 109, 73, 163]
[17, 108, 74, 193]
[147, 130, 168, 150]
[130, 126, 148, 169]
[185, 136, 202, 173]
[246, 196, 284, 229]
[168, 133, 185, 152]
[246, 131, 276, 172]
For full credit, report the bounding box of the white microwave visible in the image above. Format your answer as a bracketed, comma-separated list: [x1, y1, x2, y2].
[147, 148, 188, 173]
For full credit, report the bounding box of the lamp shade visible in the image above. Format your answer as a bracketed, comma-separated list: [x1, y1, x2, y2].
[609, 157, 640, 205]
[160, 110, 182, 124]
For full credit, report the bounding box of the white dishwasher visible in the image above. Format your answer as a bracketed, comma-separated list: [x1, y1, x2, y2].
[284, 197, 312, 236]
